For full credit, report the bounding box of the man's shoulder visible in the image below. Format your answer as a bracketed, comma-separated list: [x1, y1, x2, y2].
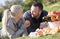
[42, 10, 48, 13]
[24, 10, 31, 15]
[42, 10, 48, 16]
[23, 10, 31, 18]
[25, 10, 31, 13]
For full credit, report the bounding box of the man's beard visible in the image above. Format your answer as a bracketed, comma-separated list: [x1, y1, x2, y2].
[31, 12, 41, 18]
[31, 14, 40, 18]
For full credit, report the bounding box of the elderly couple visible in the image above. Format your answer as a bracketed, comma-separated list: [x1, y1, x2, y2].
[1, 2, 48, 39]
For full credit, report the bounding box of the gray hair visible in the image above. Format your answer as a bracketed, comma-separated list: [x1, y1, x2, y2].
[10, 5, 23, 16]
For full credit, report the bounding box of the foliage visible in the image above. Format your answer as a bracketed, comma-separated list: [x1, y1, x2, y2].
[0, 22, 2, 27]
[0, 9, 3, 21]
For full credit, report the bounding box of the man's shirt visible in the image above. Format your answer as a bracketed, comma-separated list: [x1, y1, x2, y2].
[23, 10, 48, 31]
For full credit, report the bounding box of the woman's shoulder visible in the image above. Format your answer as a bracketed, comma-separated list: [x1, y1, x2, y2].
[7, 18, 15, 25]
[19, 18, 25, 24]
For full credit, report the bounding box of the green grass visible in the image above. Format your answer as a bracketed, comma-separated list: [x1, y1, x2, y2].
[15, 2, 60, 39]
[44, 2, 60, 11]
[44, 5, 60, 11]
[1, 2, 60, 39]
[15, 33, 60, 39]
[0, 22, 2, 26]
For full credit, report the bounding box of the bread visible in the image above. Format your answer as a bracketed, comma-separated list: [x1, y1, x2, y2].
[49, 27, 58, 34]
[43, 28, 52, 35]
[36, 29, 43, 36]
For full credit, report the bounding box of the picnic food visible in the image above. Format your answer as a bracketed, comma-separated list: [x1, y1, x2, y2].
[29, 11, 60, 37]
[43, 28, 51, 34]
[49, 27, 58, 34]
[44, 11, 60, 22]
[29, 4, 60, 37]
[29, 26, 60, 37]
[36, 29, 43, 36]
[29, 32, 39, 37]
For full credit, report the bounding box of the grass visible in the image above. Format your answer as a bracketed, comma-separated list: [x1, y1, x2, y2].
[44, 5, 60, 12]
[0, 2, 60, 39]
[44, 2, 60, 11]
[0, 20, 60, 39]
[15, 33, 60, 39]
[0, 22, 2, 26]
[15, 2, 60, 39]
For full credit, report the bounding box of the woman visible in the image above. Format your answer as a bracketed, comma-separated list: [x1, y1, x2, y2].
[1, 5, 28, 39]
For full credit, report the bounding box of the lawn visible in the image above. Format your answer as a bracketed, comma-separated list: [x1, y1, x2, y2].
[43, 2, 60, 11]
[15, 2, 60, 39]
[0, 2, 60, 39]
[0, 22, 2, 26]
[15, 33, 60, 39]
[0, 20, 60, 39]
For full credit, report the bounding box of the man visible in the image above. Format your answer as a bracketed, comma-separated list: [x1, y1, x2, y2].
[23, 2, 48, 34]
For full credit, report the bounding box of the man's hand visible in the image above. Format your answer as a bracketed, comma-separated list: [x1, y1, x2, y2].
[25, 20, 30, 28]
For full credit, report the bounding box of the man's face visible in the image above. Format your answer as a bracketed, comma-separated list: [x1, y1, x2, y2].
[31, 6, 42, 18]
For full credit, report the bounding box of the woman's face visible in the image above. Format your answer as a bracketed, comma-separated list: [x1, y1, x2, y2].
[15, 10, 23, 19]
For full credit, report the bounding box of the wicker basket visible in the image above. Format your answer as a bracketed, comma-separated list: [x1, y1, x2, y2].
[49, 4, 60, 12]
[48, 4, 60, 16]
[47, 4, 60, 29]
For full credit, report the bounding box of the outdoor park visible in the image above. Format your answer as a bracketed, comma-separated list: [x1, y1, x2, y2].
[0, 0, 60, 39]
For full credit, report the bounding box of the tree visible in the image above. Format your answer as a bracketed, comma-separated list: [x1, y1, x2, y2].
[0, 9, 3, 21]
[4, 0, 24, 9]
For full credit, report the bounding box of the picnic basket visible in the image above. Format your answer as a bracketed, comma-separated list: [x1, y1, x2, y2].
[48, 4, 60, 29]
[49, 4, 60, 12]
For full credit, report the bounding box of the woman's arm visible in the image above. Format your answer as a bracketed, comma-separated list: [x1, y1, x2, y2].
[7, 19, 28, 38]
[6, 19, 17, 38]
[12, 24, 28, 38]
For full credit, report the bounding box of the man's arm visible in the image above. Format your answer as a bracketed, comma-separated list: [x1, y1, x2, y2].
[23, 10, 31, 28]
[23, 10, 31, 20]
[42, 10, 48, 17]
[42, 10, 48, 22]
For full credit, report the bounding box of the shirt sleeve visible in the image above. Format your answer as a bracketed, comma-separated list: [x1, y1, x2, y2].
[42, 10, 48, 17]
[23, 10, 31, 20]
[41, 10, 48, 22]
[11, 20, 28, 38]
[6, 19, 28, 38]
[12, 25, 28, 38]
[6, 19, 16, 37]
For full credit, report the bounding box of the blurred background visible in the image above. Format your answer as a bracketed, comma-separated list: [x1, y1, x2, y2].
[0, 0, 60, 26]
